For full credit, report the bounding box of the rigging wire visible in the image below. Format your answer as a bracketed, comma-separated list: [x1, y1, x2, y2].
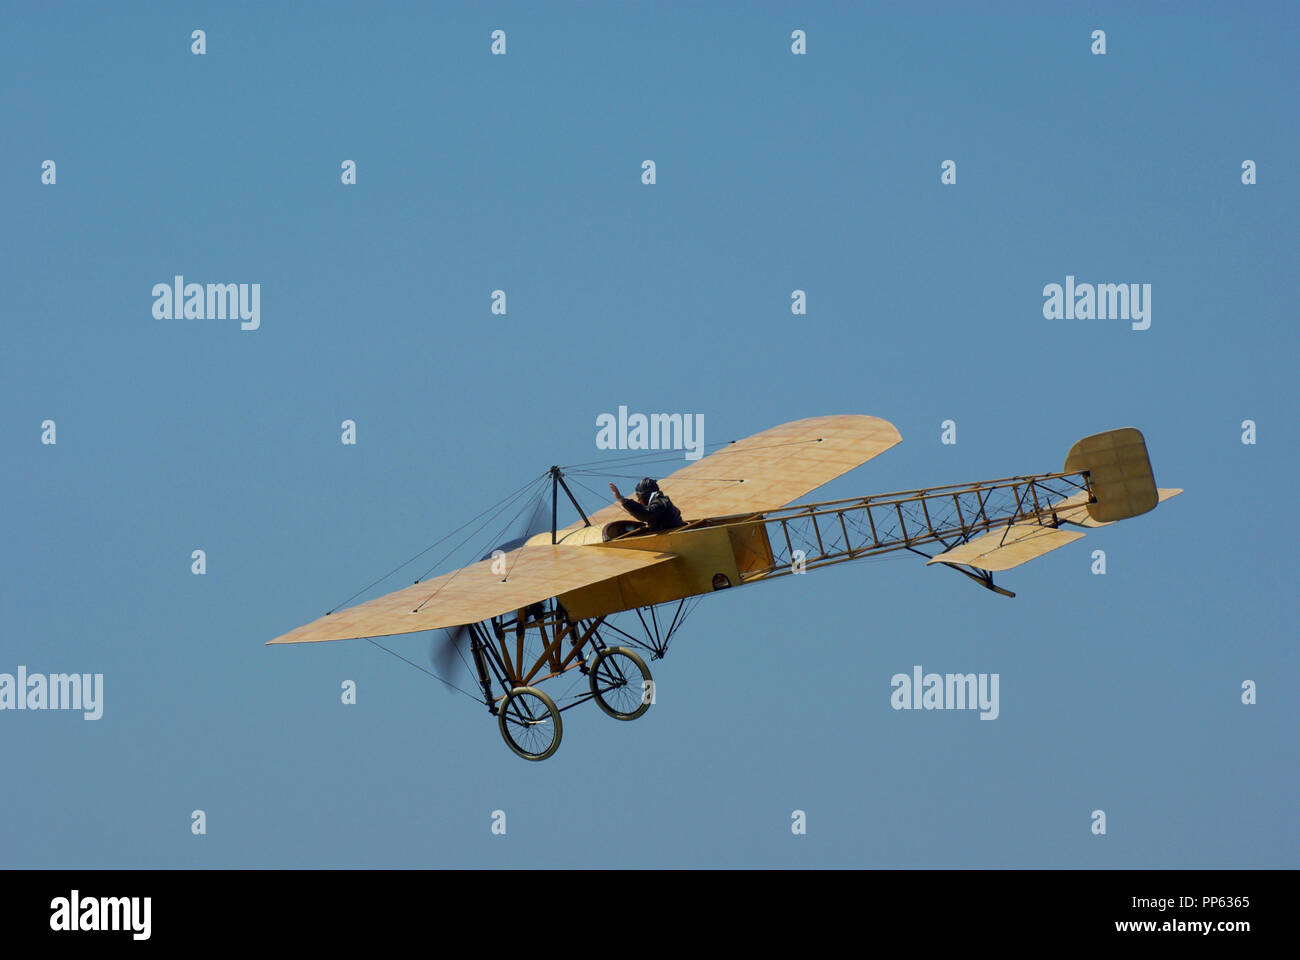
[366, 637, 485, 703]
[413, 473, 547, 584]
[558, 435, 824, 471]
[329, 473, 546, 700]
[557, 443, 733, 470]
[412, 473, 550, 611]
[564, 474, 612, 509]
[326, 470, 548, 615]
[499, 483, 550, 583]
[570, 469, 745, 483]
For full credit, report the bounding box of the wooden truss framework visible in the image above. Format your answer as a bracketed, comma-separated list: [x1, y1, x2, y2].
[683, 470, 1094, 597]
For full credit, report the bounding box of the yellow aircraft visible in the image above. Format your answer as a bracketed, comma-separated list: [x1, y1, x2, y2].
[269, 415, 1180, 760]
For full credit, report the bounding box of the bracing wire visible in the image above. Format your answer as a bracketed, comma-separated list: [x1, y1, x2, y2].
[413, 473, 548, 584]
[366, 637, 485, 703]
[558, 435, 824, 471]
[326, 471, 548, 615]
[412, 474, 550, 611]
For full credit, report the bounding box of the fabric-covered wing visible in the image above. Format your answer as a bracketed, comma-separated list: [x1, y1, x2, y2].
[564, 414, 901, 533]
[268, 545, 677, 644]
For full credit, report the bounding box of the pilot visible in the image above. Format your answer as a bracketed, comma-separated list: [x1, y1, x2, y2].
[608, 477, 684, 532]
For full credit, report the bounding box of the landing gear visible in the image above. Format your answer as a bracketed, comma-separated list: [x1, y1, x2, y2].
[468, 600, 686, 760]
[588, 646, 653, 721]
[497, 686, 562, 761]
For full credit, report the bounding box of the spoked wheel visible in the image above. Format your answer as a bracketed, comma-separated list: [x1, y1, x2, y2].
[589, 646, 653, 721]
[498, 686, 563, 761]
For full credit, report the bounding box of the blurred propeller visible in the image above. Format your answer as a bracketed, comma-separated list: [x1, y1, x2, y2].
[428, 490, 551, 690]
[485, 491, 551, 558]
[431, 623, 473, 689]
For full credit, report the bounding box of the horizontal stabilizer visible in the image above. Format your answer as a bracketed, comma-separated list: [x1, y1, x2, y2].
[927, 523, 1085, 572]
[1050, 486, 1182, 528]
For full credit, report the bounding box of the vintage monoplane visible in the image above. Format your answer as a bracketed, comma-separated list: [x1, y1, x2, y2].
[269, 416, 1180, 760]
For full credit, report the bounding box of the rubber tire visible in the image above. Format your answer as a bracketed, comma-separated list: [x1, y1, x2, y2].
[588, 646, 653, 721]
[498, 686, 563, 761]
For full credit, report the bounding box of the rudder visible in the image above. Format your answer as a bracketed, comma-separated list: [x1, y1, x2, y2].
[1064, 427, 1159, 523]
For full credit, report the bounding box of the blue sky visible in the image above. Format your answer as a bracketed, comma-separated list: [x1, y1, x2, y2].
[2, 1, 1296, 867]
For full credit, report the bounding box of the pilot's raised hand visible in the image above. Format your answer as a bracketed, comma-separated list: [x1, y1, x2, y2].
[609, 482, 623, 502]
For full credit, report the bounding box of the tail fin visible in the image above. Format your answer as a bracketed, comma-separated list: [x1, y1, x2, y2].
[1064, 427, 1159, 523]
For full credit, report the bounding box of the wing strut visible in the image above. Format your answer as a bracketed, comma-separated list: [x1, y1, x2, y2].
[907, 545, 1016, 598]
[940, 562, 1016, 598]
[551, 466, 591, 544]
